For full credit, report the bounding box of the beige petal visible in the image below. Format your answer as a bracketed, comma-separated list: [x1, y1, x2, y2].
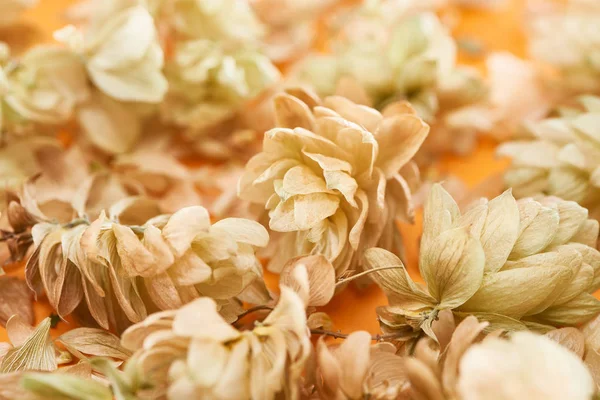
[421, 227, 485, 308]
[535, 293, 600, 326]
[172, 298, 240, 341]
[442, 316, 489, 395]
[405, 358, 445, 400]
[187, 339, 228, 387]
[509, 199, 559, 259]
[282, 165, 330, 196]
[162, 206, 211, 257]
[211, 218, 269, 247]
[364, 248, 436, 308]
[323, 170, 358, 207]
[543, 199, 589, 247]
[459, 266, 572, 318]
[458, 190, 520, 273]
[316, 337, 342, 398]
[280, 255, 335, 307]
[57, 328, 131, 360]
[545, 328, 585, 358]
[1, 317, 56, 373]
[293, 193, 340, 231]
[335, 331, 372, 398]
[168, 250, 213, 286]
[374, 114, 429, 179]
[421, 184, 460, 263]
[0, 276, 34, 327]
[273, 93, 316, 130]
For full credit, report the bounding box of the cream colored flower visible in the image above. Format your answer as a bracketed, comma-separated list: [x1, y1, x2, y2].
[528, 0, 600, 94]
[2, 45, 88, 127]
[499, 96, 600, 220]
[458, 332, 594, 399]
[120, 288, 310, 400]
[365, 184, 600, 339]
[293, 5, 487, 157]
[77, 5, 167, 103]
[0, 0, 37, 27]
[162, 39, 279, 133]
[26, 204, 268, 332]
[238, 89, 428, 277]
[170, 0, 264, 42]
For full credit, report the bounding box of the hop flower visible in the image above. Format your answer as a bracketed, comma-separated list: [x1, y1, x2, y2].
[293, 4, 488, 157]
[238, 89, 429, 277]
[26, 204, 268, 332]
[499, 95, 600, 220]
[162, 39, 280, 133]
[528, 0, 600, 94]
[1, 45, 88, 128]
[365, 184, 600, 338]
[120, 288, 310, 400]
[402, 314, 595, 400]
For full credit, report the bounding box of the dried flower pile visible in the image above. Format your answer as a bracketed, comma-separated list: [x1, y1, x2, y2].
[0, 0, 600, 399]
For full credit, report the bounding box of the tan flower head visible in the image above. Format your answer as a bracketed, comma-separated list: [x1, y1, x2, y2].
[238, 89, 428, 277]
[120, 287, 310, 400]
[499, 95, 600, 220]
[25, 204, 269, 332]
[365, 184, 600, 339]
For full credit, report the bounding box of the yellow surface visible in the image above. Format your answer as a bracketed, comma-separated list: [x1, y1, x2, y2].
[0, 0, 525, 340]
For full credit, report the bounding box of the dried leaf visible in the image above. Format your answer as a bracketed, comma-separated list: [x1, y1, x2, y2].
[0, 276, 34, 327]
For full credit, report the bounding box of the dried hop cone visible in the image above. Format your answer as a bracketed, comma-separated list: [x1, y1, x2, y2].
[238, 89, 429, 277]
[119, 288, 310, 400]
[26, 203, 268, 332]
[365, 184, 600, 339]
[401, 314, 595, 400]
[499, 95, 600, 220]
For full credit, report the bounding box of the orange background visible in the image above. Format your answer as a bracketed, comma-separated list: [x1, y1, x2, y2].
[0, 0, 525, 340]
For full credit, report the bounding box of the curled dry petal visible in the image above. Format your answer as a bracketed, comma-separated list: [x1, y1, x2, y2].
[280, 255, 335, 307]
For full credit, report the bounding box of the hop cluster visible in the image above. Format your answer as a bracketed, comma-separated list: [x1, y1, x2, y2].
[119, 288, 310, 400]
[499, 95, 600, 220]
[26, 205, 268, 332]
[238, 89, 428, 276]
[366, 184, 600, 336]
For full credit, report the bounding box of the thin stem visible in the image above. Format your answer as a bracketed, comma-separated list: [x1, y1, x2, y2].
[234, 305, 273, 323]
[335, 266, 403, 287]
